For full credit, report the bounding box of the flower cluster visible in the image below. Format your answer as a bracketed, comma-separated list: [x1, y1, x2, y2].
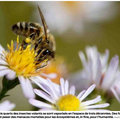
[0, 37, 55, 99]
[0, 37, 118, 111]
[70, 46, 120, 103]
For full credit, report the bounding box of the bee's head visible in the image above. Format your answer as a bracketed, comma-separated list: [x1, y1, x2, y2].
[46, 34, 56, 52]
[42, 49, 55, 59]
[36, 48, 55, 65]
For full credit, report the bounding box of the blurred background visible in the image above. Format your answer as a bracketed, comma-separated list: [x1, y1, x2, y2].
[0, 1, 120, 110]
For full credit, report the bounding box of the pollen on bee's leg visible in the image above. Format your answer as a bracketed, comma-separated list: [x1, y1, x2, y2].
[21, 39, 29, 50]
[25, 37, 31, 43]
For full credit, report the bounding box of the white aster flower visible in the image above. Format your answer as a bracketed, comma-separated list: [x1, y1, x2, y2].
[29, 78, 109, 111]
[0, 100, 15, 111]
[35, 1, 118, 35]
[0, 37, 52, 99]
[73, 46, 120, 102]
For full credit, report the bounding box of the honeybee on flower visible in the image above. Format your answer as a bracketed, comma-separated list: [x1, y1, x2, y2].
[0, 37, 55, 99]
[0, 6, 57, 100]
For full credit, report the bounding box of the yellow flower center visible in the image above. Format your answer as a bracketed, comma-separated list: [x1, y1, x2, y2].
[4, 37, 46, 77]
[56, 94, 80, 111]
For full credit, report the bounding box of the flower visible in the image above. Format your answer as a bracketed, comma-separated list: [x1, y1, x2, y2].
[0, 37, 50, 99]
[0, 100, 15, 111]
[29, 78, 109, 111]
[36, 2, 118, 35]
[71, 46, 120, 102]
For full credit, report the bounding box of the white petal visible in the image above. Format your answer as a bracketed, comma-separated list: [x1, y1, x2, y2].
[47, 79, 59, 101]
[0, 66, 8, 70]
[77, 90, 86, 99]
[79, 50, 93, 81]
[41, 73, 57, 79]
[0, 45, 5, 56]
[65, 80, 69, 95]
[116, 74, 120, 85]
[0, 60, 8, 65]
[85, 103, 109, 109]
[43, 78, 60, 94]
[32, 76, 49, 86]
[32, 77, 56, 97]
[34, 89, 54, 104]
[69, 86, 75, 95]
[32, 79, 51, 95]
[82, 95, 101, 106]
[102, 55, 119, 90]
[94, 55, 102, 86]
[52, 82, 60, 94]
[111, 87, 120, 102]
[0, 69, 11, 77]
[29, 99, 53, 109]
[46, 78, 61, 96]
[0, 100, 15, 111]
[78, 51, 87, 68]
[0, 45, 5, 52]
[18, 76, 35, 99]
[80, 84, 96, 101]
[60, 78, 65, 95]
[6, 70, 16, 80]
[101, 49, 109, 67]
[32, 77, 60, 100]
[86, 46, 95, 62]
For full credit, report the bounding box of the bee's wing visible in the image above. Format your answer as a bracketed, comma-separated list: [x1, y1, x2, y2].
[37, 5, 49, 41]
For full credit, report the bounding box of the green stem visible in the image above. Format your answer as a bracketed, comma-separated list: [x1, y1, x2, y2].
[0, 76, 20, 101]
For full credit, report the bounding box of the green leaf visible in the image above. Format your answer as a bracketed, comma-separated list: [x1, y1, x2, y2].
[0, 76, 20, 101]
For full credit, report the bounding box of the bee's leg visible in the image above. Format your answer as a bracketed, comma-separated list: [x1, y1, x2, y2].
[29, 32, 36, 40]
[35, 48, 50, 65]
[21, 33, 36, 50]
[37, 61, 48, 69]
[35, 49, 44, 63]
[21, 40, 28, 50]
[36, 59, 48, 69]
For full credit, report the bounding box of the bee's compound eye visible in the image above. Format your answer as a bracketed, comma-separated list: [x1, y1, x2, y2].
[43, 49, 51, 55]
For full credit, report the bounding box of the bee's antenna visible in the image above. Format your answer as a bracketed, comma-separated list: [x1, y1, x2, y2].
[37, 5, 48, 42]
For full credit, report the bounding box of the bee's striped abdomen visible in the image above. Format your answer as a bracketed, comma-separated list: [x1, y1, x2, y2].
[11, 22, 43, 38]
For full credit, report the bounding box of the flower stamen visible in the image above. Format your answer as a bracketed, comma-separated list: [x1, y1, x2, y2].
[56, 94, 80, 111]
[4, 37, 45, 77]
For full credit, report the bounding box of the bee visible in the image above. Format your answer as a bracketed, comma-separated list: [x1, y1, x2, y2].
[11, 5, 56, 68]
